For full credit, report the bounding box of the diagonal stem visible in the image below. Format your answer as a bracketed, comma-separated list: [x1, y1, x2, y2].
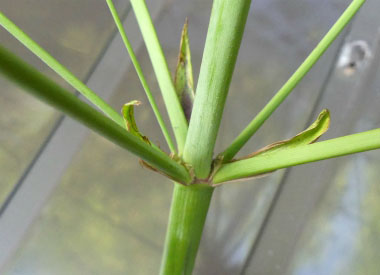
[106, 0, 176, 153]
[219, 0, 366, 162]
[0, 45, 191, 184]
[130, 0, 188, 153]
[213, 128, 380, 184]
[0, 12, 124, 127]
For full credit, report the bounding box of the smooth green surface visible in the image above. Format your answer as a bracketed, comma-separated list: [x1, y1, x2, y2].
[183, 0, 252, 178]
[160, 184, 214, 275]
[106, 0, 175, 153]
[220, 0, 366, 162]
[0, 45, 191, 184]
[130, 0, 188, 153]
[214, 128, 380, 183]
[0, 12, 124, 127]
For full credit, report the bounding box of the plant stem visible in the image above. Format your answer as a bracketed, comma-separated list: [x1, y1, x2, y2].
[160, 183, 214, 275]
[106, 0, 176, 153]
[213, 128, 380, 184]
[130, 0, 188, 153]
[220, 0, 366, 162]
[0, 45, 191, 184]
[0, 12, 124, 127]
[183, 0, 252, 178]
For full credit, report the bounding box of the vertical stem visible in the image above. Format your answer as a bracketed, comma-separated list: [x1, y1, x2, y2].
[161, 1, 251, 273]
[183, 0, 252, 178]
[160, 184, 214, 275]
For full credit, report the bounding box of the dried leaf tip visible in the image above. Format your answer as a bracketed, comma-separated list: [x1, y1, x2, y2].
[238, 109, 330, 160]
[122, 100, 151, 145]
[174, 18, 194, 122]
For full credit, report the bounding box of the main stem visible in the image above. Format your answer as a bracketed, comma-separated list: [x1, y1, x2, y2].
[183, 0, 252, 178]
[160, 184, 214, 275]
[160, 0, 251, 274]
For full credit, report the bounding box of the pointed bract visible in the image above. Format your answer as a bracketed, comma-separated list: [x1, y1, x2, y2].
[174, 19, 195, 122]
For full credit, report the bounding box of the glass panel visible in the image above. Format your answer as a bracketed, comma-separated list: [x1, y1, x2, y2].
[243, 1, 380, 273]
[0, 0, 129, 204]
[286, 19, 380, 274]
[288, 151, 380, 275]
[4, 0, 352, 274]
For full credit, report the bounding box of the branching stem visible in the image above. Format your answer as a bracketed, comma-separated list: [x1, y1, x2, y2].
[0, 45, 191, 184]
[220, 0, 366, 162]
[106, 0, 176, 153]
[214, 128, 380, 184]
[130, 0, 188, 153]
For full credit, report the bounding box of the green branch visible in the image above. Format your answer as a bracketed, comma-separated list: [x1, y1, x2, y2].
[160, 184, 214, 275]
[0, 12, 124, 127]
[0, 45, 191, 184]
[213, 128, 380, 184]
[130, 0, 188, 153]
[106, 0, 176, 153]
[183, 0, 252, 178]
[220, 0, 366, 162]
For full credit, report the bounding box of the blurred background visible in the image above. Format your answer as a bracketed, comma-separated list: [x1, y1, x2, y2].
[0, 0, 380, 274]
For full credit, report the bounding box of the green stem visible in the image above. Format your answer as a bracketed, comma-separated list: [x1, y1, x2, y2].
[213, 128, 380, 184]
[0, 45, 191, 184]
[130, 0, 188, 153]
[183, 0, 252, 178]
[220, 0, 366, 162]
[106, 0, 176, 153]
[0, 12, 124, 127]
[160, 184, 214, 275]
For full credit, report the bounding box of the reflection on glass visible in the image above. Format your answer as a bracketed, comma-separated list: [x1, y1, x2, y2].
[0, 0, 128, 205]
[289, 154, 380, 275]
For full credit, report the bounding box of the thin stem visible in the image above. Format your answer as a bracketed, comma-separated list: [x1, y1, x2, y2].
[0, 12, 124, 127]
[183, 0, 252, 178]
[160, 184, 214, 275]
[213, 128, 380, 184]
[130, 0, 188, 153]
[106, 0, 176, 153]
[0, 45, 191, 184]
[220, 0, 366, 162]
